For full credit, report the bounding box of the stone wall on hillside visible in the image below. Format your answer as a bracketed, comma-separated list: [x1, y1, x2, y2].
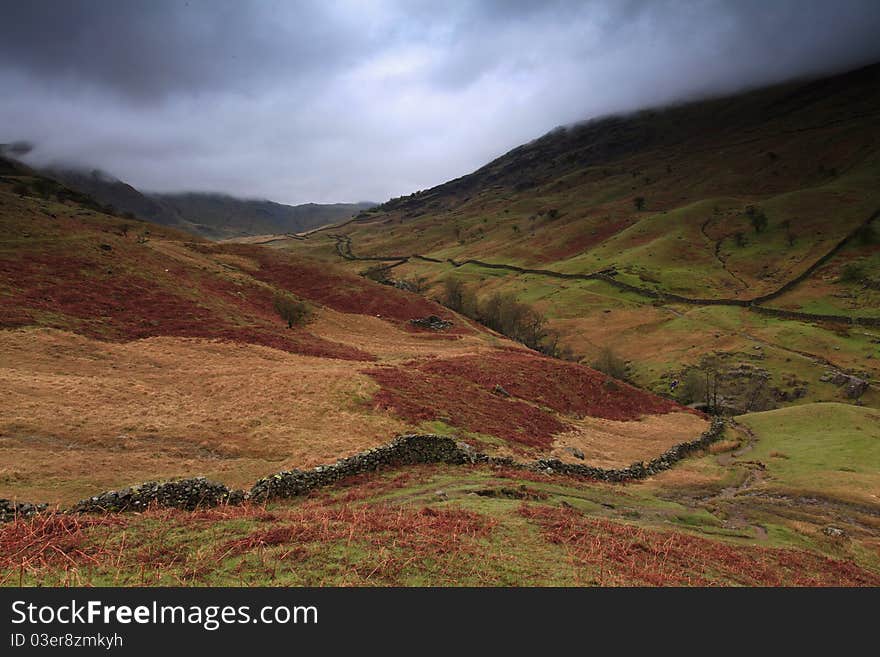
[249, 417, 726, 501]
[249, 434, 478, 501]
[3, 418, 726, 519]
[0, 499, 48, 522]
[73, 477, 245, 513]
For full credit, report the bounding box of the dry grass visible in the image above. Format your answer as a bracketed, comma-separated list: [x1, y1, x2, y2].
[709, 439, 741, 455]
[550, 412, 709, 467]
[307, 307, 505, 361]
[0, 328, 409, 503]
[0, 319, 711, 503]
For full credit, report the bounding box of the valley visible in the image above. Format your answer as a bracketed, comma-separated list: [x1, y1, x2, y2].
[1, 62, 878, 587]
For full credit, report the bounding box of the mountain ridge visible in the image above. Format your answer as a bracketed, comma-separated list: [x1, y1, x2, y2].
[42, 166, 375, 239]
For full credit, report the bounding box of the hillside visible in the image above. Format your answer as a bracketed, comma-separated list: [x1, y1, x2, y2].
[45, 167, 374, 239]
[280, 63, 880, 414]
[2, 157, 879, 587]
[0, 165, 706, 504]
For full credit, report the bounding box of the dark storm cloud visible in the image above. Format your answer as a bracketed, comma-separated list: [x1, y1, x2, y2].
[2, 0, 879, 204]
[0, 0, 369, 100]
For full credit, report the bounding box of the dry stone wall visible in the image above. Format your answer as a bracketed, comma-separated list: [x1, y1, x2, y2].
[3, 418, 726, 518]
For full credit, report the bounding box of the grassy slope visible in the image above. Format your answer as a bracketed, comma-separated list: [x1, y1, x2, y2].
[737, 403, 880, 505]
[4, 439, 879, 585]
[3, 65, 880, 585]
[338, 64, 880, 301]
[279, 63, 880, 410]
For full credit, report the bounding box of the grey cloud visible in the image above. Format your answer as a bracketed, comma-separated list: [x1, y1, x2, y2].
[1, 0, 879, 204]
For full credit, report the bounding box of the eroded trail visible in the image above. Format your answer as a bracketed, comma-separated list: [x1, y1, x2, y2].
[699, 217, 749, 292]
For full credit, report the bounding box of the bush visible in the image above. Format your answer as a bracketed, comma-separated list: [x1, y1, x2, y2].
[746, 206, 768, 233]
[439, 282, 562, 355]
[478, 292, 549, 352]
[590, 347, 628, 380]
[402, 275, 429, 293]
[676, 369, 706, 405]
[273, 293, 311, 328]
[633, 196, 645, 211]
[440, 278, 477, 316]
[363, 266, 391, 284]
[840, 262, 867, 284]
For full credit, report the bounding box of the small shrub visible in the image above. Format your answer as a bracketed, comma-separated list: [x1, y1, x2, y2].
[840, 262, 866, 284]
[363, 266, 391, 284]
[273, 293, 311, 328]
[633, 196, 645, 211]
[440, 277, 476, 316]
[403, 275, 429, 293]
[746, 206, 768, 233]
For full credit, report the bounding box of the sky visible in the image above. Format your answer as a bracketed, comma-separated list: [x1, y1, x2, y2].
[2, 0, 880, 205]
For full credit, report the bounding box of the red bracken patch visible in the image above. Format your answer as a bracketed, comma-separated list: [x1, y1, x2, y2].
[217, 502, 495, 558]
[416, 351, 695, 421]
[519, 504, 880, 586]
[364, 364, 566, 448]
[0, 512, 128, 584]
[362, 350, 696, 449]
[541, 217, 634, 261]
[0, 241, 374, 361]
[211, 244, 470, 333]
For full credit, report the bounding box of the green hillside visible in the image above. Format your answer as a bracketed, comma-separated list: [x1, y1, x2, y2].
[281, 63, 880, 413]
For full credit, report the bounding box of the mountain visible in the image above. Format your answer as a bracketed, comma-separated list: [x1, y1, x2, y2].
[44, 167, 179, 226]
[282, 62, 880, 413]
[152, 191, 375, 240]
[44, 166, 374, 239]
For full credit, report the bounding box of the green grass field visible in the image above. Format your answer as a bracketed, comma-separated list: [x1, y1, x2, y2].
[737, 403, 880, 505]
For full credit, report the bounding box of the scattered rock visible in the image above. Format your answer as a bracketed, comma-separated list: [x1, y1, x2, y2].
[492, 384, 511, 397]
[826, 370, 869, 398]
[409, 315, 453, 330]
[844, 376, 869, 399]
[563, 446, 585, 460]
[473, 486, 547, 500]
[823, 526, 846, 538]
